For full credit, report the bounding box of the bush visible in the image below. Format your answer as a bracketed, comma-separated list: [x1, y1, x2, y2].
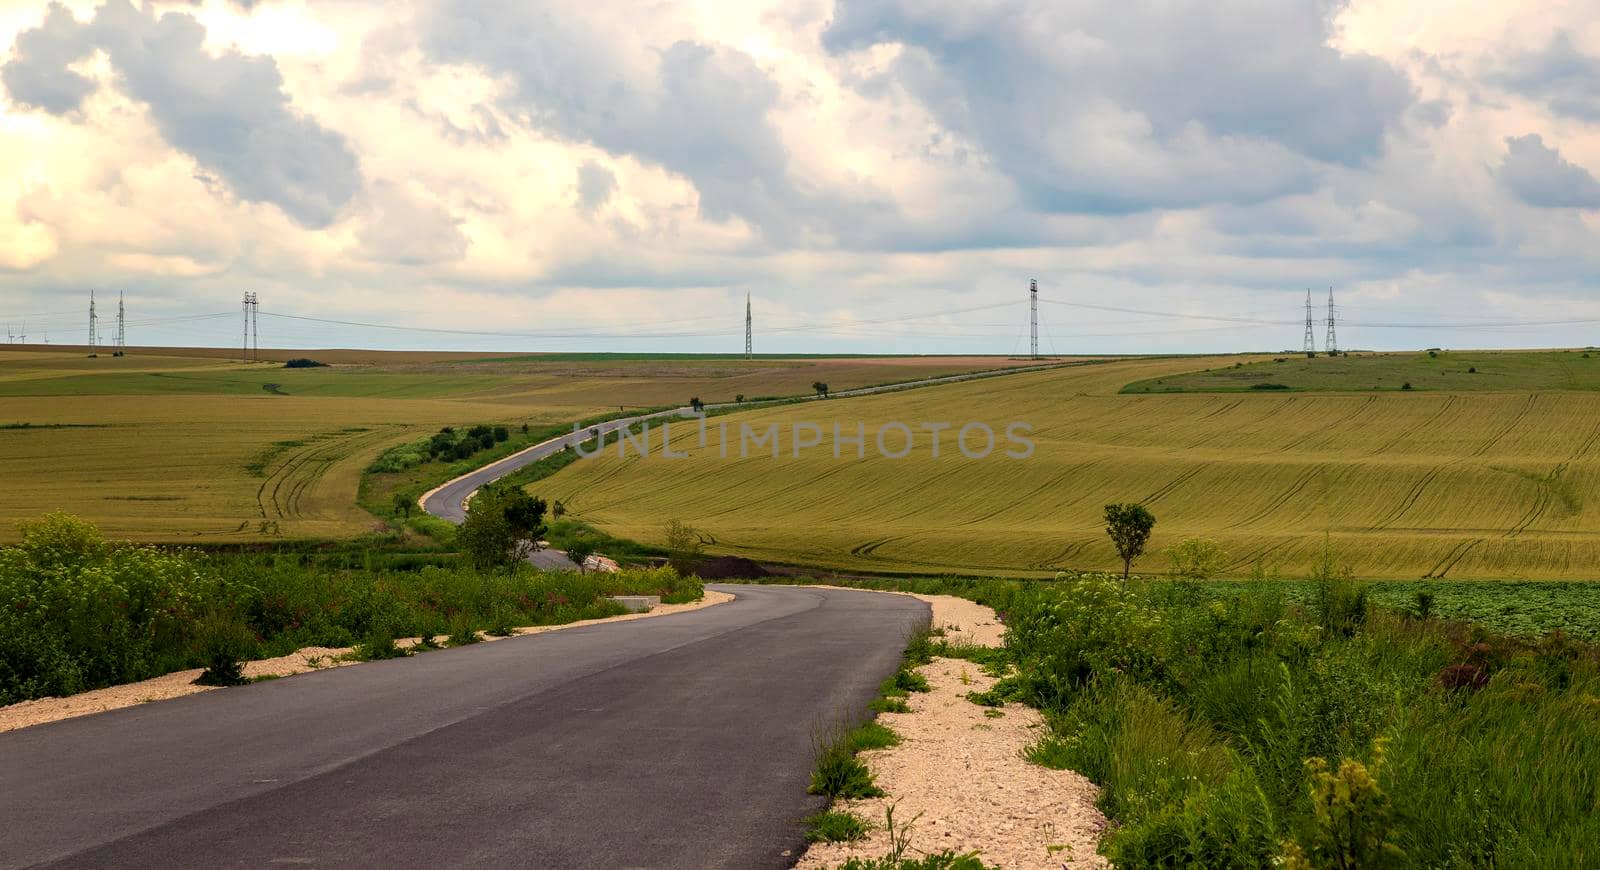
[1167, 538, 1229, 581]
[1251, 382, 1292, 391]
[193, 611, 257, 686]
[283, 358, 328, 368]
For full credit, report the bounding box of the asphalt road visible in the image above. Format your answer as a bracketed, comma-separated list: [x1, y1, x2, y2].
[419, 361, 1075, 525]
[0, 584, 929, 869]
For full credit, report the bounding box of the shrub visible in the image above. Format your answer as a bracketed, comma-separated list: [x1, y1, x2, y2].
[1281, 740, 1405, 868]
[193, 611, 257, 686]
[1251, 382, 1292, 390]
[283, 358, 328, 368]
[1167, 537, 1229, 581]
[354, 623, 408, 661]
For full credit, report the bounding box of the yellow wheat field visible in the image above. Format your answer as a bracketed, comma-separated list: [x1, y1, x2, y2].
[541, 357, 1600, 580]
[0, 350, 1048, 542]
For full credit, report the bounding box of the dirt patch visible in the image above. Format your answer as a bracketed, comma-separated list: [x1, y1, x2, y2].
[0, 590, 733, 734]
[797, 657, 1107, 869]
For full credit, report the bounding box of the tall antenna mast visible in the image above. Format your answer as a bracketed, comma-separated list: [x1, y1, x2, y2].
[744, 293, 752, 360]
[116, 292, 126, 356]
[89, 291, 98, 356]
[1029, 278, 1039, 360]
[1325, 286, 1338, 356]
[1303, 289, 1315, 357]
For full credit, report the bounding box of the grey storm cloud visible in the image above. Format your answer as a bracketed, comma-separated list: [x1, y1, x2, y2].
[1498, 134, 1600, 209]
[0, 4, 96, 114]
[1494, 31, 1600, 122]
[422, 1, 832, 242]
[822, 0, 1414, 214]
[1, 1, 360, 229]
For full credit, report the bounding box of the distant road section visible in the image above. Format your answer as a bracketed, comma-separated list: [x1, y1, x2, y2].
[419, 361, 1079, 524]
[0, 585, 929, 869]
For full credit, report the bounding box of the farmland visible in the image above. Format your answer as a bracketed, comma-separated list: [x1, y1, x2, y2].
[0, 348, 1041, 542]
[540, 352, 1600, 580]
[1124, 348, 1600, 393]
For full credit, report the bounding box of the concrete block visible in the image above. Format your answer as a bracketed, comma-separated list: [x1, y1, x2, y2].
[609, 595, 661, 613]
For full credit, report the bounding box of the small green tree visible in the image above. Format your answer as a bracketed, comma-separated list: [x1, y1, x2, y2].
[565, 538, 597, 573]
[459, 485, 548, 575]
[813, 381, 829, 398]
[1166, 537, 1227, 581]
[392, 492, 413, 519]
[689, 397, 705, 413]
[1104, 503, 1156, 585]
[664, 519, 704, 577]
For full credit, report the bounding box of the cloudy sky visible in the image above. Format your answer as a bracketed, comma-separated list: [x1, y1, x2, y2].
[1, 0, 1597, 354]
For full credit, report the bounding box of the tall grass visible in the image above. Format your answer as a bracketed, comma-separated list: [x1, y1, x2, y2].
[0, 513, 702, 705]
[1003, 573, 1600, 866]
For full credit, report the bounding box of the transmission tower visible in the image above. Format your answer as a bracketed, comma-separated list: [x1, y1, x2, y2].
[242, 292, 259, 361]
[1303, 289, 1315, 356]
[1029, 278, 1039, 360]
[89, 291, 98, 356]
[744, 293, 753, 359]
[116, 292, 126, 356]
[1324, 287, 1338, 356]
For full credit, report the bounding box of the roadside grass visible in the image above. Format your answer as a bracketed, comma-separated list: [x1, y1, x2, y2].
[832, 806, 994, 870]
[0, 513, 700, 705]
[805, 810, 873, 843]
[999, 571, 1600, 865]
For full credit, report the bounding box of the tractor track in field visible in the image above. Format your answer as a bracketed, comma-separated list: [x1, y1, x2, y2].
[1278, 395, 1376, 453]
[1225, 538, 1296, 573]
[1032, 540, 1092, 571]
[1223, 464, 1322, 530]
[1572, 416, 1600, 462]
[1142, 466, 1205, 506]
[1197, 398, 1244, 422]
[1186, 398, 1295, 450]
[1423, 537, 1485, 579]
[1372, 464, 1451, 531]
[1471, 394, 1538, 457]
[955, 461, 1100, 527]
[262, 429, 390, 520]
[1505, 463, 1569, 538]
[1368, 395, 1457, 457]
[849, 535, 908, 559]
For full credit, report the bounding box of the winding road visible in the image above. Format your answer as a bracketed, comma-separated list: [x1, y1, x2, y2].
[420, 360, 1079, 528]
[0, 585, 928, 869]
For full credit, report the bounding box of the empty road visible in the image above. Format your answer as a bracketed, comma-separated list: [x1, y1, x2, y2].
[1, 585, 928, 869]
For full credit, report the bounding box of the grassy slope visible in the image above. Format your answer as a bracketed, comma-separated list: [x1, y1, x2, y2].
[1123, 349, 1600, 394]
[538, 354, 1600, 580]
[0, 351, 1035, 543]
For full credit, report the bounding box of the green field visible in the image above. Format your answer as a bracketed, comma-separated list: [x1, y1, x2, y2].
[0, 348, 1039, 542]
[538, 353, 1600, 579]
[1123, 349, 1600, 393]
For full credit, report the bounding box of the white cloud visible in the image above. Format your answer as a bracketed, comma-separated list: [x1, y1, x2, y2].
[0, 0, 1596, 354]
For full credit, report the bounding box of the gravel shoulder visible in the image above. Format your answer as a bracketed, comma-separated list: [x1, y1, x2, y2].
[796, 590, 1107, 869]
[0, 589, 733, 734]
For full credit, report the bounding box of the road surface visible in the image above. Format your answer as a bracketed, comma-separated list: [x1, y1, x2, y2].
[0, 585, 929, 869]
[420, 360, 1077, 524]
